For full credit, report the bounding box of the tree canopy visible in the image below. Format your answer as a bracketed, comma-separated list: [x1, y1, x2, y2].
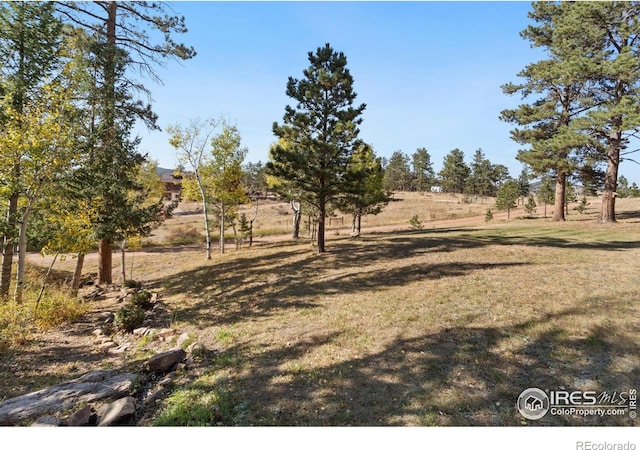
[269, 43, 366, 253]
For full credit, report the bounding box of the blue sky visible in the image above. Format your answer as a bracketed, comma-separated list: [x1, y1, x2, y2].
[134, 1, 639, 184]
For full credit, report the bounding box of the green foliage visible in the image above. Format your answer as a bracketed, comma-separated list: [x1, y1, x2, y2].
[153, 385, 235, 426]
[114, 304, 145, 332]
[238, 213, 250, 239]
[466, 149, 507, 197]
[383, 150, 412, 192]
[130, 290, 153, 310]
[537, 177, 555, 206]
[485, 208, 493, 222]
[524, 195, 537, 217]
[616, 175, 640, 199]
[411, 148, 436, 192]
[335, 142, 389, 234]
[124, 279, 141, 289]
[576, 195, 588, 214]
[495, 180, 520, 219]
[409, 214, 423, 230]
[439, 149, 469, 194]
[269, 43, 366, 252]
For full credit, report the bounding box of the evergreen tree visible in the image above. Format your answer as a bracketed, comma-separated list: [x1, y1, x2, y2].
[569, 2, 640, 222]
[500, 2, 597, 222]
[467, 148, 499, 197]
[439, 148, 469, 194]
[335, 142, 389, 237]
[383, 150, 412, 192]
[524, 195, 537, 218]
[537, 176, 555, 218]
[269, 43, 366, 253]
[411, 147, 435, 192]
[56, 1, 195, 284]
[495, 180, 520, 219]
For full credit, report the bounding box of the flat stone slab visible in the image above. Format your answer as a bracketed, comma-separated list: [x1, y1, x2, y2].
[0, 370, 137, 425]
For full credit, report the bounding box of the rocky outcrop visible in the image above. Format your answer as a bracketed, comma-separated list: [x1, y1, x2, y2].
[0, 285, 208, 426]
[0, 370, 137, 425]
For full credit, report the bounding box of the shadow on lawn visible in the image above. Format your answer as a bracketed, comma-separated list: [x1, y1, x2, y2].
[204, 300, 638, 426]
[154, 227, 639, 328]
[157, 247, 529, 328]
[149, 228, 639, 424]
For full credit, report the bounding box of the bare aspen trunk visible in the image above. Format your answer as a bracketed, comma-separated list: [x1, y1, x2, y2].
[36, 252, 59, 307]
[14, 205, 33, 303]
[553, 172, 566, 222]
[220, 201, 225, 254]
[290, 200, 301, 239]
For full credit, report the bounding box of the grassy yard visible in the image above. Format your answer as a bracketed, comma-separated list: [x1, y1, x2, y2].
[8, 194, 640, 426]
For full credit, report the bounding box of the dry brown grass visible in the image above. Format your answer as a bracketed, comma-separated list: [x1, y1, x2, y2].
[10, 194, 640, 426]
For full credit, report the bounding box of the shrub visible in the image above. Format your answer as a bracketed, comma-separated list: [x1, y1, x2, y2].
[124, 279, 141, 289]
[114, 304, 145, 332]
[0, 288, 87, 349]
[130, 290, 153, 310]
[409, 214, 423, 230]
[576, 195, 588, 214]
[485, 208, 493, 222]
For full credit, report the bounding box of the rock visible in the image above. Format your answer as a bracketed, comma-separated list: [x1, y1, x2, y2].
[147, 348, 186, 374]
[92, 329, 104, 337]
[97, 341, 117, 351]
[133, 327, 148, 335]
[142, 387, 166, 407]
[98, 311, 114, 321]
[158, 374, 175, 388]
[97, 396, 136, 426]
[108, 344, 130, 355]
[156, 328, 174, 339]
[186, 342, 205, 355]
[66, 405, 95, 426]
[176, 332, 191, 348]
[0, 370, 137, 425]
[31, 415, 60, 427]
[83, 287, 104, 300]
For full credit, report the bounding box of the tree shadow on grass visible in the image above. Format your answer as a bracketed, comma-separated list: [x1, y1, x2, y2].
[158, 244, 529, 328]
[202, 299, 638, 426]
[153, 224, 640, 328]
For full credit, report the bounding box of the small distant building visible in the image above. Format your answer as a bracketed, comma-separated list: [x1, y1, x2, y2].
[158, 168, 183, 202]
[430, 185, 443, 194]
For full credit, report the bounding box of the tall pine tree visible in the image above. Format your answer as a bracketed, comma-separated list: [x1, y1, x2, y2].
[269, 43, 366, 253]
[500, 1, 597, 222]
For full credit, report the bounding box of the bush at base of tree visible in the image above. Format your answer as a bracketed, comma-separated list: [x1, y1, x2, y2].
[114, 304, 145, 332]
[130, 290, 153, 310]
